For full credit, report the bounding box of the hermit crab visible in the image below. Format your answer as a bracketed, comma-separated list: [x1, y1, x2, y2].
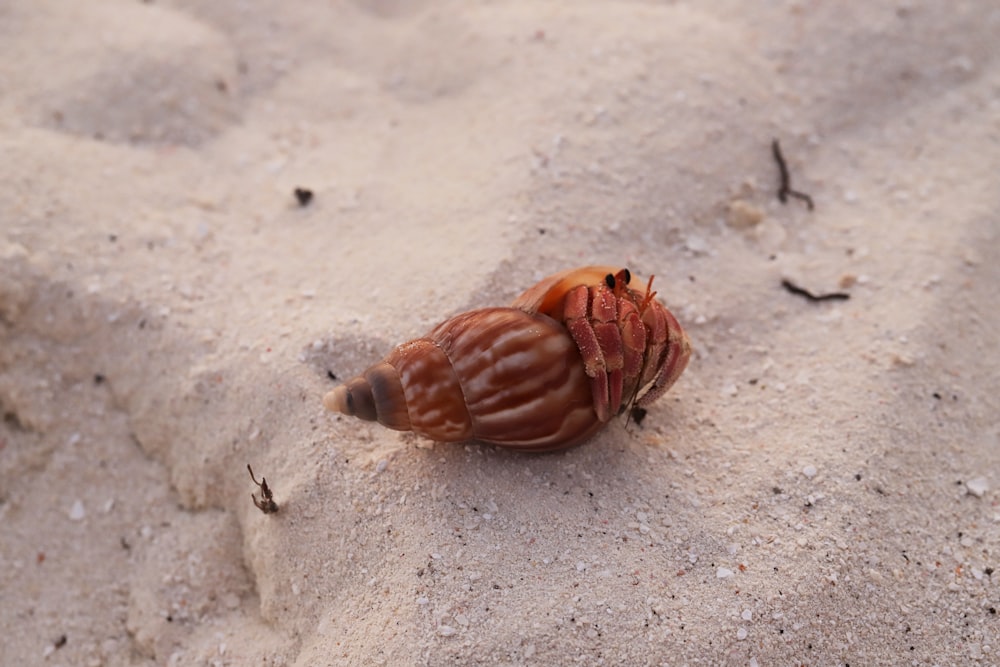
[323, 266, 691, 451]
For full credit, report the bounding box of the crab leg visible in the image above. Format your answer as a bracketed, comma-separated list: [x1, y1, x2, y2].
[562, 285, 612, 421]
[617, 299, 648, 412]
[636, 303, 691, 407]
[590, 282, 623, 419]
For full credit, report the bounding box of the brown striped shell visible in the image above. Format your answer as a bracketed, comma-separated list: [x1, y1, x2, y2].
[323, 266, 692, 451]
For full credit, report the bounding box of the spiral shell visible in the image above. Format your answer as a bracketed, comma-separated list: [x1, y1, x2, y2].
[324, 266, 692, 451]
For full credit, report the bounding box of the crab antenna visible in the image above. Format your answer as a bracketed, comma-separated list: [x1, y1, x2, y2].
[639, 274, 658, 314]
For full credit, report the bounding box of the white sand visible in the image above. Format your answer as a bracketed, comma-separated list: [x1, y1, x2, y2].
[2, 2, 999, 665]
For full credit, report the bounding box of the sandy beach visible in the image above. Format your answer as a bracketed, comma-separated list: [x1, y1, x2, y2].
[2, 1, 998, 665]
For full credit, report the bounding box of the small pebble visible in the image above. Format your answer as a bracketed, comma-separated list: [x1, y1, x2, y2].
[726, 199, 764, 229]
[737, 627, 748, 640]
[965, 477, 989, 497]
[802, 465, 817, 479]
[293, 187, 314, 206]
[438, 625, 456, 637]
[69, 500, 86, 521]
[717, 567, 734, 579]
[684, 235, 710, 255]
